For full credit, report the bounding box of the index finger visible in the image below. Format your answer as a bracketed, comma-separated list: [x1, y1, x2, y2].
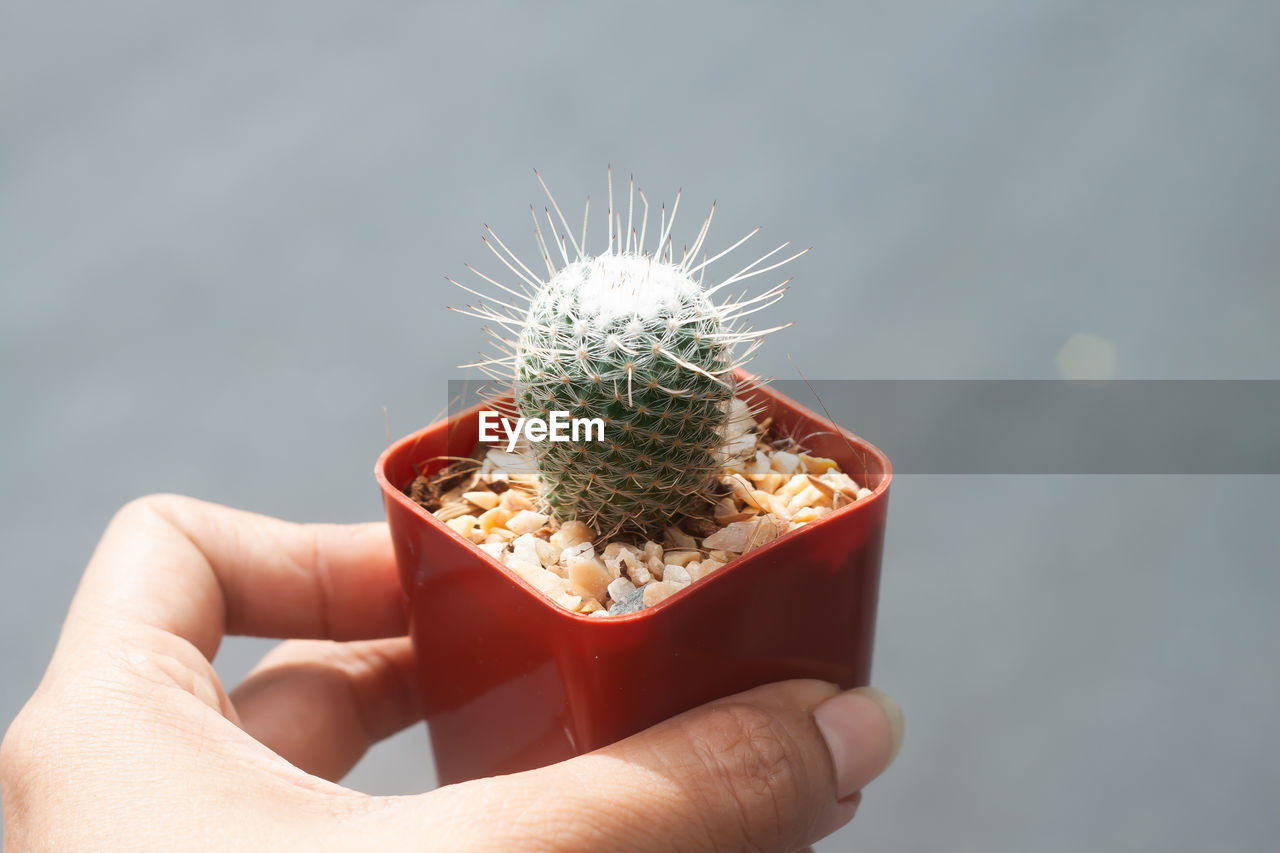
[63, 494, 407, 660]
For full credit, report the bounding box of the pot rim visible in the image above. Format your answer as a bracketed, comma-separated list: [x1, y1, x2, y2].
[376, 373, 892, 623]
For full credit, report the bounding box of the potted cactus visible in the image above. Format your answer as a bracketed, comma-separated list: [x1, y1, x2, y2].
[376, 172, 891, 784]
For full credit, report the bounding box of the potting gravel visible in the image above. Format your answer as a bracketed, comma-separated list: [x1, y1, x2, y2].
[410, 399, 874, 616]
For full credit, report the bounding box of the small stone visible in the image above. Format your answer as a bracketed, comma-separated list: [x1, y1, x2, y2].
[477, 506, 513, 534]
[560, 541, 595, 564]
[856, 487, 874, 500]
[661, 549, 700, 568]
[749, 472, 787, 494]
[689, 558, 725, 581]
[804, 474, 835, 497]
[767, 493, 793, 518]
[628, 563, 653, 586]
[498, 490, 533, 513]
[745, 450, 772, 476]
[744, 515, 780, 552]
[507, 510, 550, 535]
[485, 448, 536, 474]
[720, 430, 758, 465]
[771, 451, 801, 475]
[703, 520, 755, 552]
[477, 541, 506, 559]
[604, 544, 637, 579]
[550, 591, 583, 611]
[607, 577, 637, 603]
[551, 520, 595, 551]
[642, 581, 681, 607]
[619, 547, 651, 585]
[442, 514, 478, 535]
[534, 538, 560, 567]
[589, 609, 612, 618]
[821, 471, 861, 496]
[663, 565, 692, 587]
[777, 474, 811, 500]
[790, 506, 832, 524]
[508, 559, 566, 596]
[664, 526, 697, 549]
[602, 541, 628, 561]
[512, 533, 541, 566]
[787, 485, 829, 514]
[463, 490, 500, 511]
[567, 557, 610, 602]
[725, 473, 756, 506]
[608, 585, 647, 615]
[800, 454, 838, 474]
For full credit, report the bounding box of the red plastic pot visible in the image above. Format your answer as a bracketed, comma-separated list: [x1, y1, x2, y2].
[376, 376, 891, 785]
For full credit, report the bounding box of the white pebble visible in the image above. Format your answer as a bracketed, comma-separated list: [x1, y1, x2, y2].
[534, 538, 560, 568]
[770, 451, 801, 475]
[626, 555, 653, 586]
[560, 541, 596, 564]
[477, 541, 506, 560]
[508, 560, 567, 595]
[607, 577, 637, 603]
[642, 581, 681, 607]
[463, 490, 500, 511]
[664, 527, 697, 549]
[689, 558, 725, 581]
[703, 521, 754, 552]
[567, 557, 610, 602]
[663, 565, 692, 587]
[507, 509, 550, 535]
[550, 520, 595, 550]
[512, 533, 541, 566]
[661, 549, 700, 567]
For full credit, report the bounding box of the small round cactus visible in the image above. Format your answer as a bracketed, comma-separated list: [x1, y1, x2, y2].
[453, 170, 804, 536]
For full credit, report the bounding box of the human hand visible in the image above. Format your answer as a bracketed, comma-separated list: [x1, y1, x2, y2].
[1, 494, 902, 851]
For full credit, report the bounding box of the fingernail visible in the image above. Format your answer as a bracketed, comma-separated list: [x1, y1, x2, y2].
[812, 686, 904, 801]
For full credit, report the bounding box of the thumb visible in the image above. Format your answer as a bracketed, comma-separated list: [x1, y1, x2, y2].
[365, 679, 903, 852]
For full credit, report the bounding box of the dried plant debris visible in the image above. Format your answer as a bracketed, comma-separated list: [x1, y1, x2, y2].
[406, 399, 874, 616]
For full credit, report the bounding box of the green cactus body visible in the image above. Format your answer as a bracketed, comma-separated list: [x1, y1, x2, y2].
[516, 255, 734, 535]
[453, 171, 802, 537]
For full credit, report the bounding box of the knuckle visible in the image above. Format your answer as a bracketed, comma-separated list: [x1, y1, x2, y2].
[110, 493, 182, 529]
[1, 702, 51, 814]
[0, 708, 32, 774]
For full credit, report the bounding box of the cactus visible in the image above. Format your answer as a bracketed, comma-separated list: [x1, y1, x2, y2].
[452, 170, 804, 536]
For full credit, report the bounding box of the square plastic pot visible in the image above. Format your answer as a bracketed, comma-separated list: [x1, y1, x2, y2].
[376, 377, 891, 785]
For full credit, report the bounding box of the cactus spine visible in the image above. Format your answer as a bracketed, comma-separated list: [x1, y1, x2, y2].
[453, 170, 804, 536]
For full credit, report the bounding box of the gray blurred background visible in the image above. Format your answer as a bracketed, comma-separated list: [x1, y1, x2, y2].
[3, 2, 1278, 850]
